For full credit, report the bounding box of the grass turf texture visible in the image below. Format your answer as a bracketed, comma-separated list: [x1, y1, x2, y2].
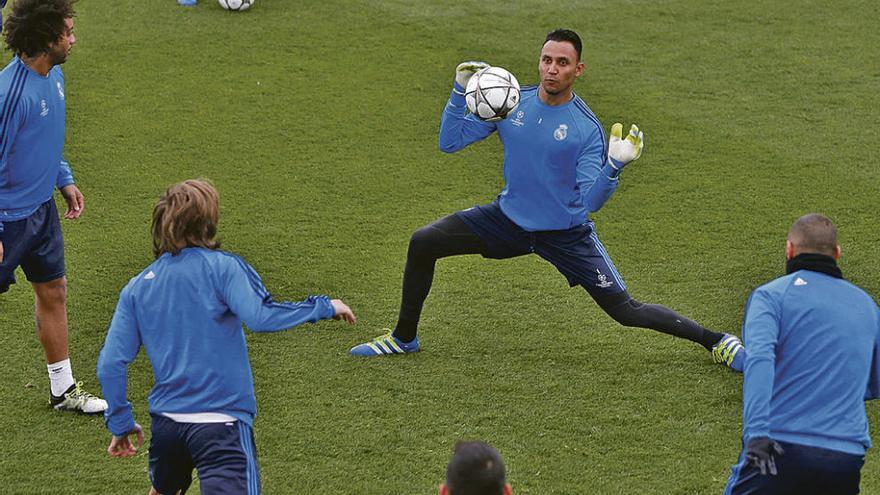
[1, 0, 878, 492]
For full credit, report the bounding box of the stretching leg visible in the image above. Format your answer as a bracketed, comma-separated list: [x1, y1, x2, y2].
[393, 214, 486, 342]
[591, 290, 724, 350]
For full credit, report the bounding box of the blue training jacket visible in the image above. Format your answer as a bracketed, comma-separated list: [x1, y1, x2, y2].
[0, 57, 74, 233]
[742, 268, 880, 454]
[96, 248, 337, 436]
[439, 83, 618, 232]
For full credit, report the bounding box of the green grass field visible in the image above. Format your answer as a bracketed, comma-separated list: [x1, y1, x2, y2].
[1, 0, 878, 493]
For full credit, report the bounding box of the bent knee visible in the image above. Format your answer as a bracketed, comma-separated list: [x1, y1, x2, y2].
[408, 225, 442, 258]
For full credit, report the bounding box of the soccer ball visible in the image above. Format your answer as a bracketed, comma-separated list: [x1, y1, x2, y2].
[218, 0, 254, 11]
[465, 66, 520, 122]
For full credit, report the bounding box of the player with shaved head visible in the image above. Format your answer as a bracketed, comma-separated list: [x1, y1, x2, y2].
[724, 213, 879, 494]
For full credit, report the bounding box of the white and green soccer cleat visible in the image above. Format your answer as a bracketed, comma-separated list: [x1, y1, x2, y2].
[50, 381, 108, 414]
[349, 332, 420, 357]
[712, 334, 745, 372]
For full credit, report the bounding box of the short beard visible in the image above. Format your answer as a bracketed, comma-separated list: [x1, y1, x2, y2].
[50, 49, 69, 66]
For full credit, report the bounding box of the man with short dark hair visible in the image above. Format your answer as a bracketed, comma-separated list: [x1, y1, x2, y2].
[723, 213, 880, 494]
[0, 0, 106, 413]
[351, 29, 744, 372]
[441, 441, 512, 495]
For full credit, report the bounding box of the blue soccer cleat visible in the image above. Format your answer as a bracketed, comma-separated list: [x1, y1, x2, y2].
[177, 0, 198, 6]
[712, 334, 745, 372]
[350, 332, 419, 356]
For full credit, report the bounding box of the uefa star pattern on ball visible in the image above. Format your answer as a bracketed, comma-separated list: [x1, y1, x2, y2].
[218, 0, 254, 11]
[465, 66, 520, 122]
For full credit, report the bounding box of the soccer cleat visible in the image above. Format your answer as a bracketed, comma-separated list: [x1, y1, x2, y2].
[50, 381, 108, 414]
[712, 334, 745, 372]
[349, 332, 419, 357]
[177, 0, 198, 6]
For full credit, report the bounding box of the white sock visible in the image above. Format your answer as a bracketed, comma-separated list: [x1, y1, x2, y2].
[48, 359, 75, 397]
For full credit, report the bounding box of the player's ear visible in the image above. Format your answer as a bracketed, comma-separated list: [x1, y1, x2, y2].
[833, 245, 841, 260]
[785, 240, 795, 260]
[439, 483, 449, 495]
[504, 483, 513, 495]
[575, 61, 585, 78]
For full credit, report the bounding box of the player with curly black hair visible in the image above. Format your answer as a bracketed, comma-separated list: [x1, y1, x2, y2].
[0, 0, 106, 413]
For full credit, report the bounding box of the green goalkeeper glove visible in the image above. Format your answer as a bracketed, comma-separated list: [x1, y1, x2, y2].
[454, 61, 490, 92]
[608, 123, 644, 176]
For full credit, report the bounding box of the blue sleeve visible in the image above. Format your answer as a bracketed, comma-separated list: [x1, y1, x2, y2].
[96, 287, 141, 437]
[0, 96, 24, 198]
[220, 256, 336, 332]
[54, 68, 72, 188]
[867, 306, 880, 401]
[438, 83, 496, 153]
[741, 287, 782, 439]
[56, 158, 74, 189]
[577, 127, 618, 213]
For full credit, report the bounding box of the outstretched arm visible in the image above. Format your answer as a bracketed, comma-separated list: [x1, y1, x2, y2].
[220, 256, 353, 331]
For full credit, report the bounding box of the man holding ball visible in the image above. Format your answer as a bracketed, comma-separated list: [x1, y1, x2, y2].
[351, 29, 743, 371]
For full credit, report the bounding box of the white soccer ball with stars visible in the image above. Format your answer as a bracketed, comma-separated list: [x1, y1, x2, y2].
[465, 66, 521, 122]
[218, 0, 254, 11]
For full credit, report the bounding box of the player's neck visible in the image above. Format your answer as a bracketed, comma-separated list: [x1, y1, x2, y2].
[538, 87, 574, 106]
[20, 53, 53, 77]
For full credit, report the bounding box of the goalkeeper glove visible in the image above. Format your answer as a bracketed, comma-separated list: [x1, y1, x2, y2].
[607, 123, 644, 177]
[454, 61, 490, 93]
[745, 437, 785, 476]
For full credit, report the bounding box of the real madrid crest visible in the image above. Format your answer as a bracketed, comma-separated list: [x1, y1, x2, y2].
[554, 124, 568, 141]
